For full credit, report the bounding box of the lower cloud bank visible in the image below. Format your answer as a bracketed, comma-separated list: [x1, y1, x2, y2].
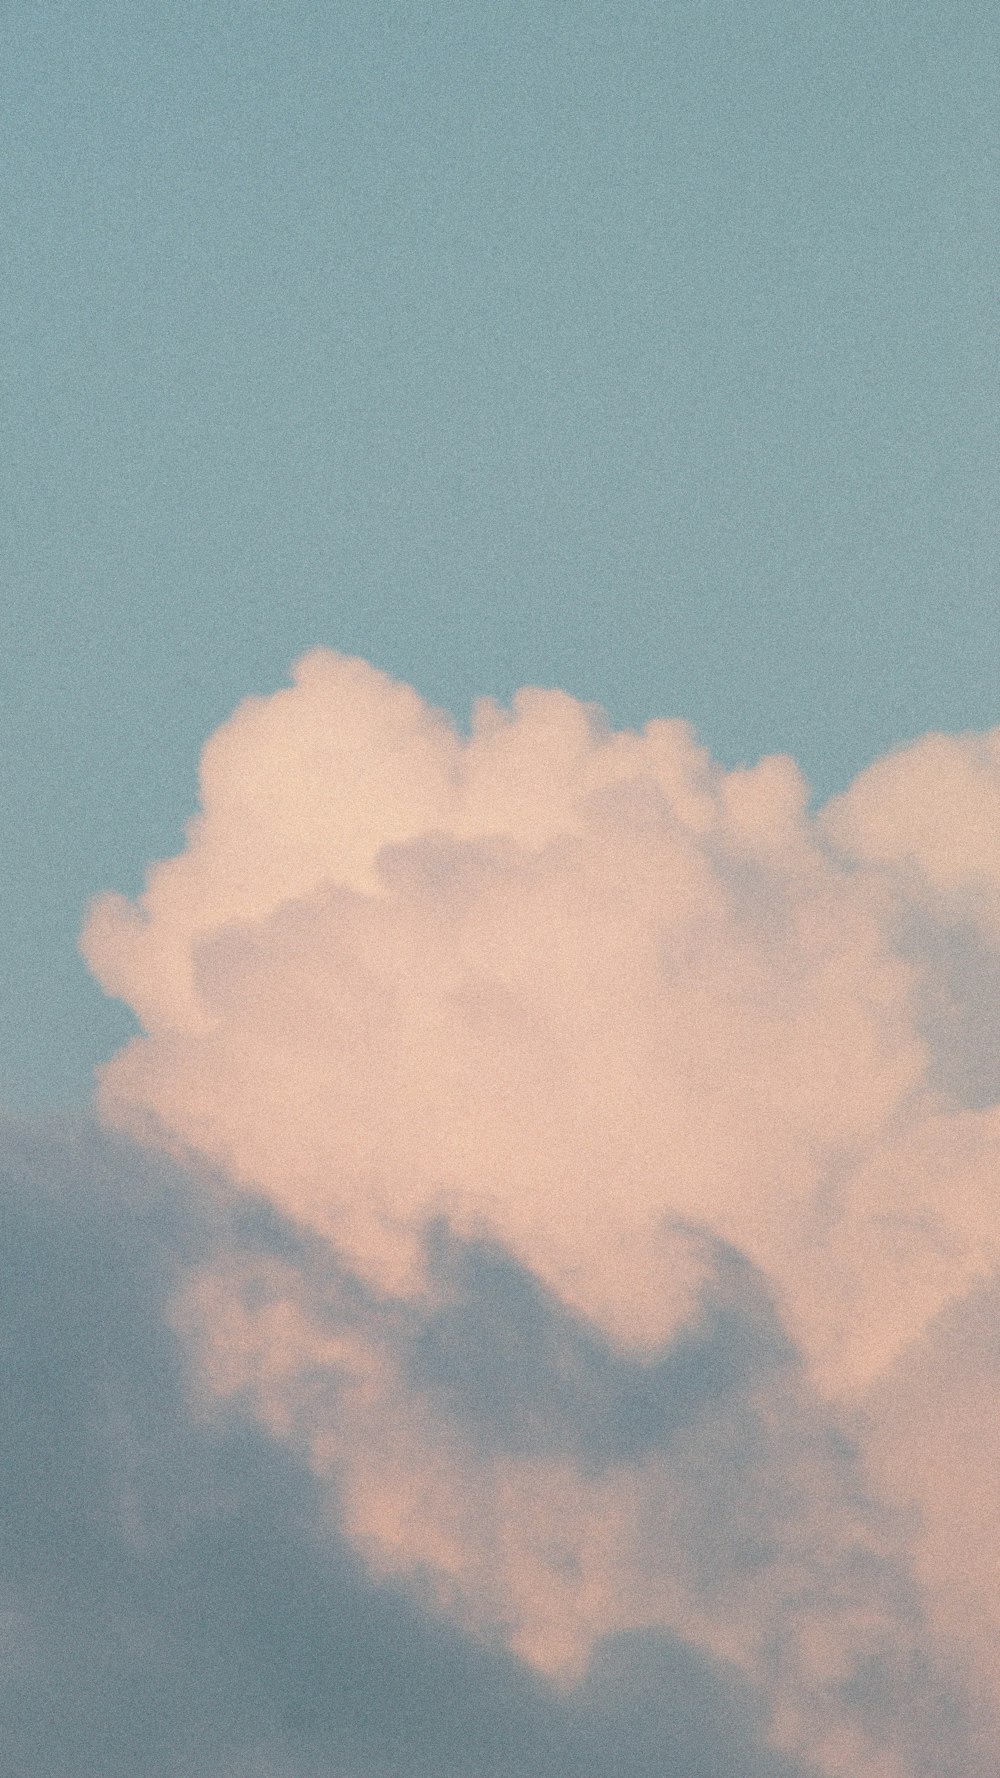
[1, 1117, 995, 1778]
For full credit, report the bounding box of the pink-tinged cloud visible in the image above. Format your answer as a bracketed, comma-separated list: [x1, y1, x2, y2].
[81, 651, 1000, 1775]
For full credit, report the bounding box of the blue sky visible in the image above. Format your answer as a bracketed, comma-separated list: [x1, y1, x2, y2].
[3, 10, 1000, 1773]
[2, 0, 997, 1107]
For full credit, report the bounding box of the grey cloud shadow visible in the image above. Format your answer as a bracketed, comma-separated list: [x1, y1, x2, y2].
[897, 906, 1000, 1109]
[399, 1218, 797, 1468]
[0, 1118, 814, 1778]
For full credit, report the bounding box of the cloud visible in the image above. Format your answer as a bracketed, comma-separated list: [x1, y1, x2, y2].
[864, 1274, 1000, 1710]
[1, 1116, 824, 1778]
[78, 650, 1000, 1773]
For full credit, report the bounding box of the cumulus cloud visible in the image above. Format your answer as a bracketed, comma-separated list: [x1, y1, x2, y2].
[78, 651, 1000, 1774]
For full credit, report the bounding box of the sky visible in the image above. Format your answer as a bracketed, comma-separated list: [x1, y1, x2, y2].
[2, 2, 1000, 1775]
[3, 0, 998, 1108]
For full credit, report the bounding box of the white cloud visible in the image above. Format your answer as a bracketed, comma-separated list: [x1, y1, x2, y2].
[80, 652, 1000, 1774]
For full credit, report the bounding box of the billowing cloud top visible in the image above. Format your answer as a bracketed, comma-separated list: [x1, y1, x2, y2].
[78, 652, 1000, 1776]
[82, 650, 1000, 1384]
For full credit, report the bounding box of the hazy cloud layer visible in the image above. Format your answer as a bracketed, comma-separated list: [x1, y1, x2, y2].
[2, 1118, 822, 1778]
[77, 652, 1000, 1773]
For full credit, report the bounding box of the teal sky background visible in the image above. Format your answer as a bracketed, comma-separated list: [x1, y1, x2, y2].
[2, 0, 997, 1108]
